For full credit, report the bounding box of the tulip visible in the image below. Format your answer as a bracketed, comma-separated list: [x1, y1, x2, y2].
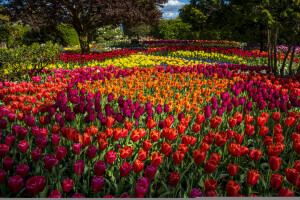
[286, 117, 297, 127]
[161, 142, 172, 157]
[0, 169, 6, 184]
[151, 152, 163, 167]
[193, 149, 206, 164]
[269, 156, 281, 171]
[257, 116, 267, 126]
[227, 163, 239, 176]
[210, 116, 222, 129]
[73, 143, 82, 155]
[0, 144, 9, 157]
[228, 117, 237, 128]
[124, 121, 133, 131]
[272, 112, 280, 121]
[150, 130, 160, 142]
[245, 115, 253, 124]
[15, 164, 30, 179]
[73, 160, 85, 175]
[31, 149, 42, 162]
[44, 155, 57, 171]
[133, 160, 144, 174]
[25, 176, 46, 195]
[120, 162, 132, 177]
[228, 143, 241, 157]
[18, 140, 29, 154]
[36, 137, 48, 149]
[144, 165, 157, 180]
[105, 150, 117, 165]
[226, 180, 240, 196]
[189, 188, 203, 198]
[137, 177, 149, 188]
[205, 159, 218, 173]
[259, 126, 269, 137]
[294, 160, 300, 172]
[270, 173, 283, 188]
[247, 169, 260, 186]
[51, 134, 61, 146]
[206, 190, 218, 197]
[72, 193, 85, 198]
[245, 124, 255, 136]
[264, 136, 273, 146]
[86, 145, 97, 159]
[138, 150, 148, 161]
[5, 135, 15, 146]
[278, 187, 294, 197]
[3, 156, 14, 170]
[17, 127, 28, 140]
[147, 117, 156, 130]
[131, 130, 140, 142]
[192, 123, 201, 133]
[215, 131, 227, 146]
[91, 176, 105, 192]
[249, 149, 262, 161]
[169, 171, 180, 186]
[49, 190, 61, 198]
[8, 175, 23, 193]
[135, 184, 148, 198]
[120, 193, 130, 198]
[62, 178, 73, 193]
[205, 179, 217, 191]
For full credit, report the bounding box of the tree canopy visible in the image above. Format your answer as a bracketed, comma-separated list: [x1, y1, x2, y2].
[5, 0, 167, 53]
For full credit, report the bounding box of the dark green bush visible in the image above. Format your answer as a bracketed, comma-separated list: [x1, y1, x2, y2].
[56, 24, 79, 46]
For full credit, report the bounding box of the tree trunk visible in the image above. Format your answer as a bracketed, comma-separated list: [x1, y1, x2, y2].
[78, 31, 90, 54]
[273, 28, 278, 76]
[281, 44, 292, 77]
[289, 43, 297, 76]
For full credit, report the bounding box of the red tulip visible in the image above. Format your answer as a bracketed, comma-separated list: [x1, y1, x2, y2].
[147, 117, 156, 129]
[245, 124, 255, 136]
[270, 173, 283, 188]
[5, 135, 15, 147]
[206, 190, 218, 197]
[106, 116, 114, 128]
[144, 165, 157, 180]
[25, 176, 46, 195]
[173, 151, 184, 165]
[51, 134, 61, 146]
[133, 159, 144, 174]
[0, 169, 6, 184]
[259, 126, 269, 137]
[0, 144, 9, 157]
[151, 152, 164, 167]
[94, 160, 106, 176]
[91, 176, 105, 192]
[44, 155, 57, 171]
[73, 160, 85, 175]
[294, 160, 300, 172]
[31, 149, 42, 162]
[177, 124, 186, 135]
[131, 130, 140, 142]
[62, 178, 73, 193]
[215, 131, 227, 146]
[86, 145, 97, 159]
[120, 193, 130, 198]
[193, 149, 206, 164]
[17, 127, 28, 140]
[227, 163, 239, 176]
[205, 179, 217, 191]
[272, 112, 280, 121]
[210, 116, 222, 129]
[192, 123, 201, 133]
[135, 184, 148, 198]
[72, 143, 82, 155]
[49, 190, 61, 198]
[200, 142, 210, 152]
[205, 159, 218, 173]
[18, 140, 29, 154]
[105, 150, 117, 165]
[249, 149, 262, 161]
[8, 175, 23, 193]
[226, 180, 240, 196]
[264, 136, 273, 146]
[113, 128, 122, 141]
[169, 171, 180, 186]
[55, 146, 67, 161]
[164, 116, 173, 128]
[269, 156, 281, 171]
[3, 156, 14, 170]
[278, 187, 294, 197]
[36, 137, 48, 149]
[52, 124, 60, 134]
[247, 169, 260, 186]
[142, 140, 152, 151]
[15, 164, 30, 179]
[138, 149, 148, 161]
[257, 116, 267, 126]
[196, 113, 205, 124]
[161, 142, 172, 157]
[124, 121, 133, 131]
[150, 130, 160, 142]
[228, 117, 237, 128]
[120, 162, 132, 177]
[245, 115, 253, 124]
[234, 132, 243, 144]
[72, 193, 85, 198]
[275, 134, 284, 143]
[286, 117, 297, 127]
[228, 143, 241, 157]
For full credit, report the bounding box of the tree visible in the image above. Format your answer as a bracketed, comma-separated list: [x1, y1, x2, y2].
[5, 0, 167, 53]
[123, 24, 152, 39]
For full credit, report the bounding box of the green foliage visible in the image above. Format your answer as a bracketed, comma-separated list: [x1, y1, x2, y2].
[123, 24, 152, 38]
[0, 22, 31, 47]
[94, 25, 125, 43]
[0, 41, 59, 81]
[152, 19, 194, 40]
[56, 24, 79, 46]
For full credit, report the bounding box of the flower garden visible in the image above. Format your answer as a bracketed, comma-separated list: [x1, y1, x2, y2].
[0, 40, 300, 197]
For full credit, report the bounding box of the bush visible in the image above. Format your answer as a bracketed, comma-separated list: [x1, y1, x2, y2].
[56, 24, 79, 46]
[0, 41, 59, 81]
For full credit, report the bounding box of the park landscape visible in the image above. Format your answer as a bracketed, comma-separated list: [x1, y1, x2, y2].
[0, 0, 300, 198]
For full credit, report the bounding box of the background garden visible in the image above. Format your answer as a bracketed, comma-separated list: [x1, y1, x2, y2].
[0, 0, 299, 198]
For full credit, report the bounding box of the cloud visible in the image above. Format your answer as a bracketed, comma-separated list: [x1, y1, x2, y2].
[160, 0, 186, 19]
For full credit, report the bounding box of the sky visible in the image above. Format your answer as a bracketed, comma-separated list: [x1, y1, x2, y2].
[160, 0, 190, 19]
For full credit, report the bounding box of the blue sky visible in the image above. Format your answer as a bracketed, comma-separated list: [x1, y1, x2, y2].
[161, 0, 190, 19]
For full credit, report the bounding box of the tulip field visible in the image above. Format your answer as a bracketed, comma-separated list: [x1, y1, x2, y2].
[0, 40, 300, 197]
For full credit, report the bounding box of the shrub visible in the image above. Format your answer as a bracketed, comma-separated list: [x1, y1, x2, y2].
[56, 24, 79, 46]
